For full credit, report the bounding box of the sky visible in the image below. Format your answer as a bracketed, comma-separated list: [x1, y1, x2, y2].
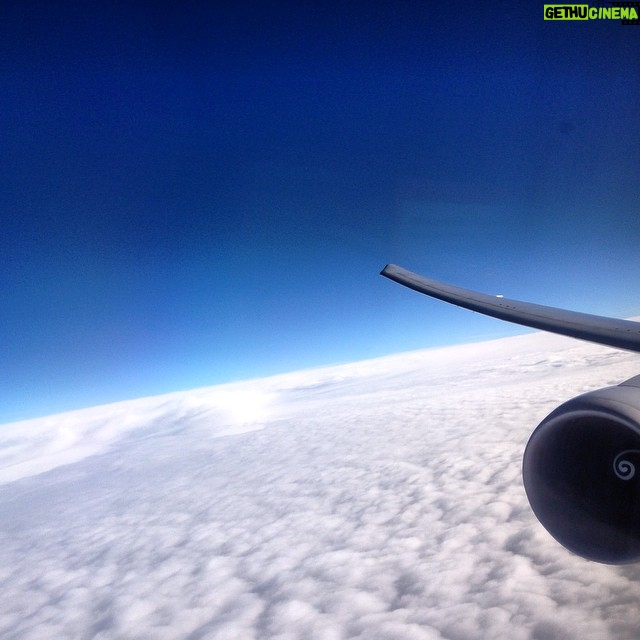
[2, 2, 640, 422]
[2, 332, 640, 638]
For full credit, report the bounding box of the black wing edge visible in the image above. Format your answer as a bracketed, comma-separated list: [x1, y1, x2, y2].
[381, 263, 640, 354]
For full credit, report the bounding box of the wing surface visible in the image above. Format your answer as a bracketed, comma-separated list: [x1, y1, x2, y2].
[381, 264, 640, 353]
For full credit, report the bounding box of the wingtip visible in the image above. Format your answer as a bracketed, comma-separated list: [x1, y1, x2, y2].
[380, 263, 398, 277]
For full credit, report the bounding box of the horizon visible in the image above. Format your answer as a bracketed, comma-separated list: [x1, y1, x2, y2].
[6, 320, 640, 428]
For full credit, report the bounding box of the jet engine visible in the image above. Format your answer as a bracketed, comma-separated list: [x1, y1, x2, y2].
[523, 374, 640, 564]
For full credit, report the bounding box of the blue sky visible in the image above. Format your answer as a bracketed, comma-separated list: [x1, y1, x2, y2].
[2, 2, 640, 423]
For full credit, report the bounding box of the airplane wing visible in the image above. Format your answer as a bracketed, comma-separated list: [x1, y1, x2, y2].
[381, 263, 640, 353]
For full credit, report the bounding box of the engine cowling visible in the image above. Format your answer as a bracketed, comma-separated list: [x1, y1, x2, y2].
[522, 375, 640, 564]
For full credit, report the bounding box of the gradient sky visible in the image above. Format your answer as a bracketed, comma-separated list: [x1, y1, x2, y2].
[2, 2, 640, 423]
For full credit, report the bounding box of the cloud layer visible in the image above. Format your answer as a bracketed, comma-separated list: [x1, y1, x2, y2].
[2, 332, 640, 639]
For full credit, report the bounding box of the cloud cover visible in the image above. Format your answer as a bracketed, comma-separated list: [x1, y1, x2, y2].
[2, 332, 640, 639]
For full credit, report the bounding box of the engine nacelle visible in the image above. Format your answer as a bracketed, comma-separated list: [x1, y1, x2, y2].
[523, 375, 640, 564]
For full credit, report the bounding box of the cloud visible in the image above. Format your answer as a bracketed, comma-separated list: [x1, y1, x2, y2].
[1, 332, 640, 638]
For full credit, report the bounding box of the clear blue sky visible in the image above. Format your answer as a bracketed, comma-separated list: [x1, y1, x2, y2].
[2, 2, 640, 423]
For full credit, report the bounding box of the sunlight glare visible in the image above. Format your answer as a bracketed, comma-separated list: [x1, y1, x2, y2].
[215, 388, 273, 426]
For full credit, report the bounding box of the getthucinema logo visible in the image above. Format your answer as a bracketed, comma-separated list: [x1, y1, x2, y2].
[544, 3, 640, 22]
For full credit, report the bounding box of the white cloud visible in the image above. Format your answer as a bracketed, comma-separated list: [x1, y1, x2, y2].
[1, 332, 640, 638]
